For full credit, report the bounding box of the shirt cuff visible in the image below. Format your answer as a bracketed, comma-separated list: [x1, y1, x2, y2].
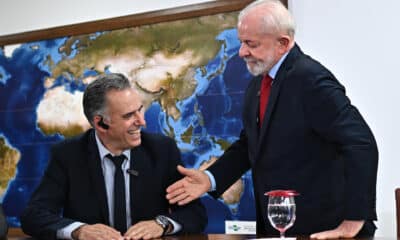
[56, 222, 85, 239]
[204, 170, 216, 192]
[164, 216, 181, 235]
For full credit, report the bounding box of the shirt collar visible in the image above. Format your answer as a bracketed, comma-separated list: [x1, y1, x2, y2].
[95, 131, 131, 161]
[268, 51, 289, 79]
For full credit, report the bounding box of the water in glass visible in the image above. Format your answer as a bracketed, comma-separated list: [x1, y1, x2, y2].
[265, 190, 299, 239]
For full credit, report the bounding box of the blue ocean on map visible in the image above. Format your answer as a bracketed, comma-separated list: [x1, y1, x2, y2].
[0, 28, 254, 233]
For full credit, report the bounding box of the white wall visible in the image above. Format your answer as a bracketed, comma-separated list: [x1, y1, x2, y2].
[0, 0, 214, 36]
[1, 0, 399, 237]
[290, 0, 400, 237]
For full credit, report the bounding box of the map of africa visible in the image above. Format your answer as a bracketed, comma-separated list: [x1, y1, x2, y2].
[0, 12, 255, 232]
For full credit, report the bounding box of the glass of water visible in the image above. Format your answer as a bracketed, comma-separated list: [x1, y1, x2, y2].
[265, 190, 299, 239]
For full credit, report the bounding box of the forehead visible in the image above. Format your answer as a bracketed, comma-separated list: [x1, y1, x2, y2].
[238, 13, 264, 40]
[106, 88, 142, 112]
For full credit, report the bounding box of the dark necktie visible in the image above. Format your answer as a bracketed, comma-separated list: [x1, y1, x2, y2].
[259, 74, 273, 127]
[107, 154, 127, 234]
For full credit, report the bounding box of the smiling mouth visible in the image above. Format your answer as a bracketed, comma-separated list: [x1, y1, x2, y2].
[128, 129, 141, 135]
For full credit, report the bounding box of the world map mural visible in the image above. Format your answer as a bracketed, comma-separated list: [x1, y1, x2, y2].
[0, 11, 255, 233]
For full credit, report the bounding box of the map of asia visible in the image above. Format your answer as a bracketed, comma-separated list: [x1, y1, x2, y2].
[0, 12, 255, 232]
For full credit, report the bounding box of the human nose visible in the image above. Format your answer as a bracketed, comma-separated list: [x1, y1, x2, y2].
[133, 112, 146, 126]
[238, 43, 249, 58]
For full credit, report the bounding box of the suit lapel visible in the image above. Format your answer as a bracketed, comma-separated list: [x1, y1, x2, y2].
[258, 73, 284, 140]
[246, 76, 263, 164]
[129, 145, 148, 222]
[256, 74, 284, 160]
[87, 130, 110, 224]
[256, 45, 301, 159]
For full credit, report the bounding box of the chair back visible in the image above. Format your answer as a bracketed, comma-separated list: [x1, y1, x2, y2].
[0, 204, 8, 239]
[396, 188, 400, 238]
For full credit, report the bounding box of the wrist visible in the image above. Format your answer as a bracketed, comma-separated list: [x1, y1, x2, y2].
[71, 224, 85, 240]
[154, 215, 172, 235]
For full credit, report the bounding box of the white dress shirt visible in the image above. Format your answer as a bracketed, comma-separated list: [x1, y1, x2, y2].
[57, 132, 180, 239]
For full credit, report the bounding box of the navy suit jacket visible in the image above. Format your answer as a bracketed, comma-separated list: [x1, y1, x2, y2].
[209, 44, 378, 236]
[21, 129, 207, 239]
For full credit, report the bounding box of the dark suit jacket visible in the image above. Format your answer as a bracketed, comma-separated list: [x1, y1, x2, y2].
[20, 129, 207, 239]
[208, 44, 378, 236]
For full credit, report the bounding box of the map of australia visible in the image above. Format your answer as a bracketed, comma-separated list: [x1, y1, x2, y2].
[0, 12, 254, 232]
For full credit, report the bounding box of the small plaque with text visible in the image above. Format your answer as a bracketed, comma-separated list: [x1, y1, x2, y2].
[225, 220, 256, 234]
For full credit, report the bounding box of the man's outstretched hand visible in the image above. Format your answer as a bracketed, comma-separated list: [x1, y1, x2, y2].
[166, 165, 211, 205]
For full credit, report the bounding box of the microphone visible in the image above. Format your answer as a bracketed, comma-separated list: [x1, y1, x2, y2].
[127, 169, 139, 177]
[257, 90, 260, 97]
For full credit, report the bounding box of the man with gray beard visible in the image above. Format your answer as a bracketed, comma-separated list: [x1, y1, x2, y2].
[166, 0, 378, 238]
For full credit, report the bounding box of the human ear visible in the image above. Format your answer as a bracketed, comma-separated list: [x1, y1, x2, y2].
[278, 36, 290, 47]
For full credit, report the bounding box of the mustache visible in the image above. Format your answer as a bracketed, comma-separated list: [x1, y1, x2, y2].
[243, 57, 257, 63]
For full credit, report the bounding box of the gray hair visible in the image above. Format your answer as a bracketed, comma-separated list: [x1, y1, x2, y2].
[83, 73, 131, 126]
[238, 0, 296, 38]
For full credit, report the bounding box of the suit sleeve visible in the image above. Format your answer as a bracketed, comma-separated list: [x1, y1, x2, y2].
[207, 129, 251, 197]
[162, 137, 208, 233]
[302, 67, 378, 220]
[20, 145, 76, 240]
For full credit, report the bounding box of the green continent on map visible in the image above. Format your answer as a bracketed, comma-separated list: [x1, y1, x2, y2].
[37, 12, 238, 137]
[54, 13, 238, 76]
[0, 136, 20, 197]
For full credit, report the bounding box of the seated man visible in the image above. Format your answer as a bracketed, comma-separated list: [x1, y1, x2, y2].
[0, 204, 8, 240]
[20, 73, 207, 240]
